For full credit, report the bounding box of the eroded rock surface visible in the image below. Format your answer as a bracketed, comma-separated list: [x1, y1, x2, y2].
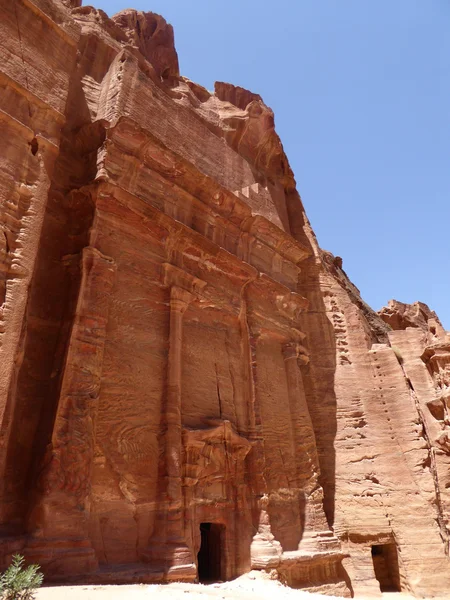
[0, 1, 449, 597]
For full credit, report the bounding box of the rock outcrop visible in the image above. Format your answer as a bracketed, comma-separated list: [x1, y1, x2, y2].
[0, 1, 449, 597]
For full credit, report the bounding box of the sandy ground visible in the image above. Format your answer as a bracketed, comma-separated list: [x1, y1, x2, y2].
[34, 572, 421, 600]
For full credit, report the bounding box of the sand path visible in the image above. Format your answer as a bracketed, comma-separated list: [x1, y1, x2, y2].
[34, 575, 422, 600]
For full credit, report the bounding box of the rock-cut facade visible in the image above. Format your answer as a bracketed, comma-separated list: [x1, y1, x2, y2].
[0, 1, 449, 597]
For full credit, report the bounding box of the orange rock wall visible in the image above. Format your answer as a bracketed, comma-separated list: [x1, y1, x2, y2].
[0, 1, 449, 597]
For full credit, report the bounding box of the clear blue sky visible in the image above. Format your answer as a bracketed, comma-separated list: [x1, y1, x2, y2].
[93, 0, 450, 328]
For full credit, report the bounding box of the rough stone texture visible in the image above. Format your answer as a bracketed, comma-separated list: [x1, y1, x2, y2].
[0, 1, 449, 597]
[379, 299, 445, 333]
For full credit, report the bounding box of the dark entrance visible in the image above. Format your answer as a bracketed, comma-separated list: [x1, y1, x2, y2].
[371, 543, 401, 592]
[197, 523, 224, 582]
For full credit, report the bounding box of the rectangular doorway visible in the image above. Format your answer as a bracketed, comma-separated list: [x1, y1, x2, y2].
[371, 543, 401, 592]
[197, 522, 225, 582]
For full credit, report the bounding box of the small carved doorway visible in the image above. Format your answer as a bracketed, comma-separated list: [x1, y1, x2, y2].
[371, 543, 401, 592]
[197, 523, 224, 582]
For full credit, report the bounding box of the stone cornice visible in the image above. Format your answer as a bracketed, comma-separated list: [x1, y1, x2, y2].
[162, 262, 206, 295]
[91, 181, 308, 331]
[241, 215, 309, 265]
[101, 117, 311, 266]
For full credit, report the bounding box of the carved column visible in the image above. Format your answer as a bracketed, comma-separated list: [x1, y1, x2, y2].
[282, 341, 333, 551]
[250, 493, 282, 569]
[145, 263, 205, 577]
[166, 285, 193, 507]
[238, 288, 264, 492]
[27, 247, 116, 571]
[240, 294, 280, 569]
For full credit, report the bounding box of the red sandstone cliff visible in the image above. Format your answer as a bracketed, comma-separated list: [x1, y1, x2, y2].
[0, 1, 449, 597]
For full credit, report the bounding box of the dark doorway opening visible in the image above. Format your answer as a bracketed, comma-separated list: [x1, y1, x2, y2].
[371, 543, 401, 592]
[197, 522, 224, 582]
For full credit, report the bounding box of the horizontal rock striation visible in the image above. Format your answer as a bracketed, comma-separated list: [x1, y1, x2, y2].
[0, 0, 449, 597]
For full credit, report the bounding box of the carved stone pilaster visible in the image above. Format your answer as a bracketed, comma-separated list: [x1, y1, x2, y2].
[144, 264, 205, 577]
[250, 494, 282, 569]
[166, 285, 194, 503]
[244, 322, 279, 570]
[239, 294, 267, 497]
[163, 264, 205, 506]
[27, 247, 116, 571]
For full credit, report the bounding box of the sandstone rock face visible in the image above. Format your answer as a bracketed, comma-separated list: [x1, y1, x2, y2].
[0, 1, 449, 597]
[379, 299, 445, 333]
[112, 10, 179, 80]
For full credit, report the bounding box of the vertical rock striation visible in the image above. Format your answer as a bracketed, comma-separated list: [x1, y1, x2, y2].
[0, 1, 449, 597]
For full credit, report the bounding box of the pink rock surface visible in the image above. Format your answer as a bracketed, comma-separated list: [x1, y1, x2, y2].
[0, 1, 449, 597]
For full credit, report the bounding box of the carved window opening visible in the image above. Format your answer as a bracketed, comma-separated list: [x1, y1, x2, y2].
[197, 523, 225, 582]
[371, 543, 401, 592]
